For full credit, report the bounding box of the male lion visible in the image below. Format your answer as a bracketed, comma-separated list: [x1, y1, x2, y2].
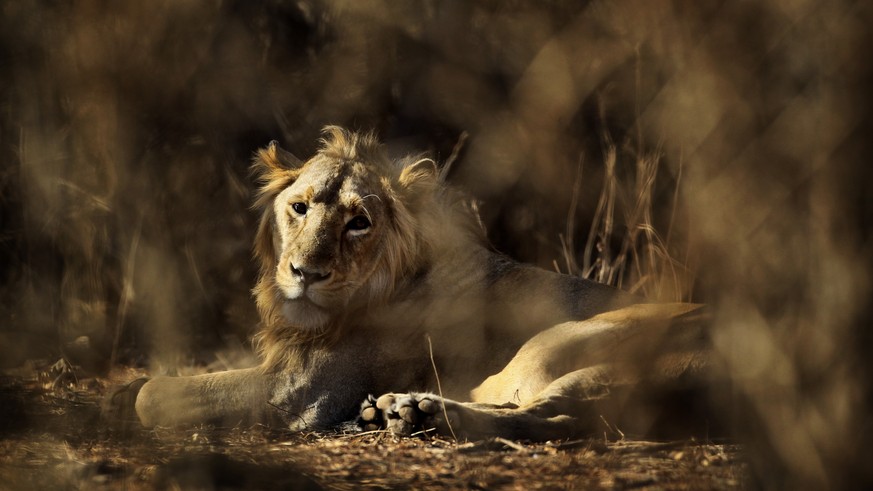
[114, 126, 710, 440]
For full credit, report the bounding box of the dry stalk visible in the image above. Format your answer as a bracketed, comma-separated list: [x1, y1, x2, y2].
[110, 217, 142, 368]
[574, 125, 693, 302]
[425, 334, 457, 442]
[440, 131, 469, 182]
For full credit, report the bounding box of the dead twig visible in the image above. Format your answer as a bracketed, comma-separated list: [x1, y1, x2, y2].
[425, 334, 457, 441]
[110, 217, 142, 368]
[440, 131, 469, 182]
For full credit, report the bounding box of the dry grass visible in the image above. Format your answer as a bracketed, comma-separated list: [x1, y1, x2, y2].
[558, 129, 694, 304]
[0, 366, 748, 490]
[550, 45, 695, 304]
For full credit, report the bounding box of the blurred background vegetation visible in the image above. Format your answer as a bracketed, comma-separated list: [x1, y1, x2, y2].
[1, 0, 871, 488]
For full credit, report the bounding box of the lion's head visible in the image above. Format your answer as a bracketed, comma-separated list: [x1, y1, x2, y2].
[251, 127, 459, 365]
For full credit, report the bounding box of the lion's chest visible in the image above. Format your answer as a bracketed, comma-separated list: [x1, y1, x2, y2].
[269, 337, 434, 430]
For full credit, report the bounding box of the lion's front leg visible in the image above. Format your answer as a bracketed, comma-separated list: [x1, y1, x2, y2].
[106, 366, 278, 428]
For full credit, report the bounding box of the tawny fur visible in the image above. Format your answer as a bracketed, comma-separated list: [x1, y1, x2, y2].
[111, 127, 710, 440]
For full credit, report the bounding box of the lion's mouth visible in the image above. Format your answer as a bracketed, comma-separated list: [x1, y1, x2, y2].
[277, 275, 338, 303]
[281, 296, 331, 329]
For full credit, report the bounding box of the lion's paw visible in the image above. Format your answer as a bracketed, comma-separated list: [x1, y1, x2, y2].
[358, 394, 384, 431]
[359, 392, 459, 437]
[101, 377, 150, 430]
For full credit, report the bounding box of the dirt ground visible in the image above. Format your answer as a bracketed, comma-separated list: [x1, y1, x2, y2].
[2, 1, 869, 488]
[0, 362, 747, 490]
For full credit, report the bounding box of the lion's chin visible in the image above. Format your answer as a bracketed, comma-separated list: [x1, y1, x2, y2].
[281, 299, 332, 331]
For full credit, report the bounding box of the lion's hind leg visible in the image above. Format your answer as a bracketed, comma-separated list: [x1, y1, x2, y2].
[359, 354, 709, 441]
[359, 303, 712, 441]
[471, 302, 708, 406]
[358, 367, 612, 441]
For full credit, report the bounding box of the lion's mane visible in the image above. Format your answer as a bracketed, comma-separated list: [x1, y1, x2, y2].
[249, 127, 482, 369]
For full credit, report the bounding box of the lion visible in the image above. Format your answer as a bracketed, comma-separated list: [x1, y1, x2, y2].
[110, 126, 711, 441]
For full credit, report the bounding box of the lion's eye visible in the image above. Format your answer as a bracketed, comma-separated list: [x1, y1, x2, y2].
[346, 215, 371, 232]
[291, 202, 307, 215]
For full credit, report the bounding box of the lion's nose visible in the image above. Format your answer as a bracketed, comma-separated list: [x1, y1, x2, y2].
[290, 264, 331, 286]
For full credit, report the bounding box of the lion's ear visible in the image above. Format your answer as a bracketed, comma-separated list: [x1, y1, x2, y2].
[398, 158, 439, 196]
[252, 141, 303, 211]
[257, 140, 303, 172]
[252, 140, 303, 187]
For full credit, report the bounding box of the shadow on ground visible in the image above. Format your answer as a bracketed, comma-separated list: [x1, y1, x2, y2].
[0, 363, 746, 490]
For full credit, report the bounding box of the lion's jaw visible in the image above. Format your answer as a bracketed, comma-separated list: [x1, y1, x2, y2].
[278, 296, 333, 331]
